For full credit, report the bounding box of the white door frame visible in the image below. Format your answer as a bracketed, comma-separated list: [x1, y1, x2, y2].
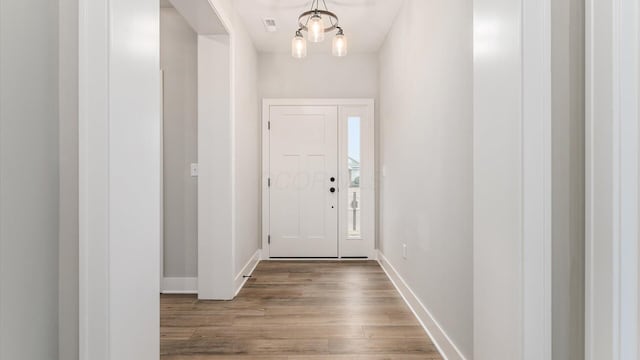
[79, 0, 238, 358]
[164, 0, 235, 300]
[585, 0, 639, 358]
[261, 99, 376, 260]
[78, 0, 161, 358]
[473, 0, 552, 358]
[159, 69, 165, 290]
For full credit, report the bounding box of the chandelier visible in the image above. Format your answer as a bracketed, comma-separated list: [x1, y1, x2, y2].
[292, 0, 348, 59]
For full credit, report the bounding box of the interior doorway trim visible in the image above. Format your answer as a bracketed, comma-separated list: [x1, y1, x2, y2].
[261, 99, 376, 260]
[585, 0, 639, 358]
[167, 0, 235, 300]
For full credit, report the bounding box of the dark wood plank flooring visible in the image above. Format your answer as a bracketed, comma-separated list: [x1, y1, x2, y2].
[161, 261, 443, 359]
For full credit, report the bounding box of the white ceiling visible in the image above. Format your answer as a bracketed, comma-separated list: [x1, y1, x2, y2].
[233, 0, 404, 53]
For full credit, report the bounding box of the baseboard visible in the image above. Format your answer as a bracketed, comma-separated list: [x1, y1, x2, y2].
[161, 277, 197, 294]
[234, 249, 261, 296]
[377, 251, 467, 360]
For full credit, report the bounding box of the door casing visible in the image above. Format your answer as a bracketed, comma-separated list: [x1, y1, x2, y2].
[261, 99, 376, 260]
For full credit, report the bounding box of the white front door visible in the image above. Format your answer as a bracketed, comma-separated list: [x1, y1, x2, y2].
[268, 106, 338, 257]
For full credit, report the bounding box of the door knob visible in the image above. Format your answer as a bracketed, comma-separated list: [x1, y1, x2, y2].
[330, 187, 336, 193]
[330, 177, 336, 182]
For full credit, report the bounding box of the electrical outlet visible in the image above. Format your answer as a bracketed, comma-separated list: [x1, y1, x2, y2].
[402, 243, 407, 259]
[190, 163, 199, 177]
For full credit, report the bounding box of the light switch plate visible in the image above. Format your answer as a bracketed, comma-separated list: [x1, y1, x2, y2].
[190, 163, 199, 177]
[402, 244, 407, 259]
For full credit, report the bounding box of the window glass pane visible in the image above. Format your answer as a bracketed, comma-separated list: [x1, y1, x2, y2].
[348, 117, 361, 238]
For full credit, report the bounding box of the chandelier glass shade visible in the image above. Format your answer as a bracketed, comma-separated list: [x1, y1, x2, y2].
[332, 28, 347, 57]
[291, 30, 307, 59]
[292, 0, 348, 58]
[307, 14, 325, 43]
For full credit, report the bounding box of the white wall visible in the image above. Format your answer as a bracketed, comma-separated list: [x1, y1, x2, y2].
[378, 0, 473, 358]
[198, 34, 233, 298]
[59, 0, 79, 358]
[0, 0, 60, 359]
[161, 8, 198, 278]
[232, 18, 260, 275]
[473, 0, 527, 357]
[199, 0, 261, 292]
[196, 0, 260, 285]
[551, 0, 585, 358]
[258, 53, 378, 99]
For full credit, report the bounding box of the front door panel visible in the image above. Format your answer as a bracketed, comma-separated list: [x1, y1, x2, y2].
[269, 106, 338, 257]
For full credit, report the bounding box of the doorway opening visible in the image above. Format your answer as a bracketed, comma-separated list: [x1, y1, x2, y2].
[159, 0, 232, 300]
[159, 1, 198, 295]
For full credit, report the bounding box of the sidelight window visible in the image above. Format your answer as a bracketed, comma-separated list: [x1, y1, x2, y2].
[347, 116, 361, 238]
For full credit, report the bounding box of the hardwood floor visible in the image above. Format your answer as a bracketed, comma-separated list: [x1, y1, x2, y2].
[161, 261, 443, 359]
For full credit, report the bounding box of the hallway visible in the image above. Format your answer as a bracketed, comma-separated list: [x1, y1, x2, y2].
[3, 0, 637, 358]
[161, 261, 443, 359]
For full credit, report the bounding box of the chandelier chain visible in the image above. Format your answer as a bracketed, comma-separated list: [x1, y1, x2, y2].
[322, 0, 336, 27]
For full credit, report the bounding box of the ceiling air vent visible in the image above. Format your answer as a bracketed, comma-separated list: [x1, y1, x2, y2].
[263, 18, 277, 32]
